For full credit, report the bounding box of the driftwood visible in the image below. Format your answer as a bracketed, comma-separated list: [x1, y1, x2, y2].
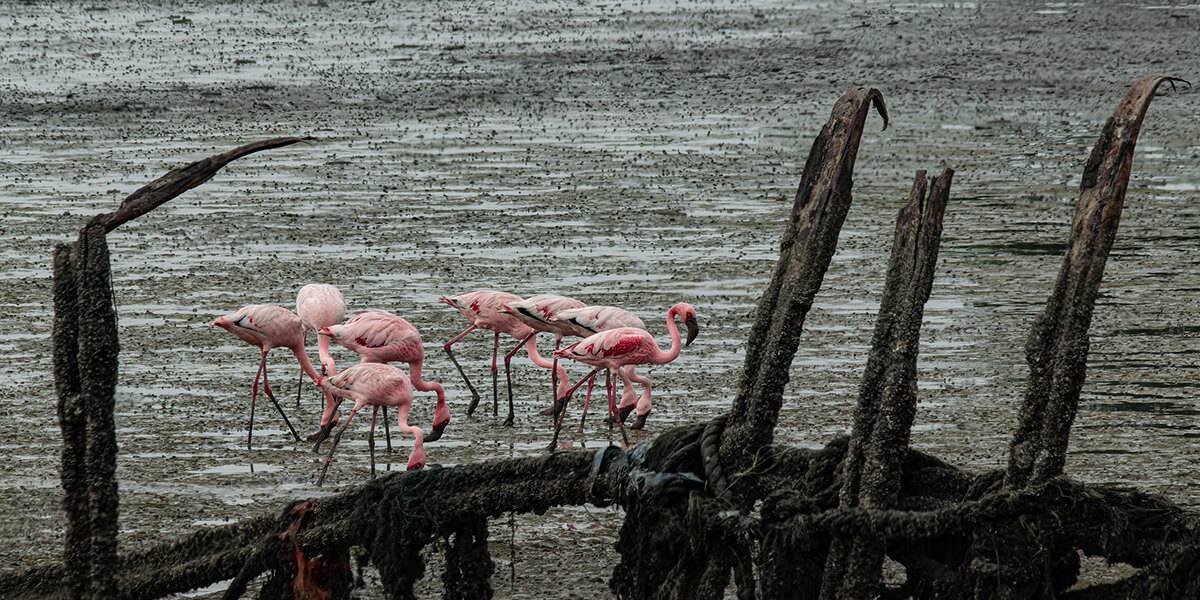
[3, 76, 1196, 600]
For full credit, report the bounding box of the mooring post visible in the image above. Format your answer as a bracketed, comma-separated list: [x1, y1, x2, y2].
[50, 137, 314, 599]
[1006, 75, 1188, 489]
[821, 168, 952, 600]
[720, 87, 889, 493]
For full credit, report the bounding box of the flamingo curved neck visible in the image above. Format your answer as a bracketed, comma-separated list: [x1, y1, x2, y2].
[651, 310, 683, 364]
[409, 360, 446, 404]
[292, 345, 322, 384]
[317, 335, 335, 374]
[526, 336, 569, 380]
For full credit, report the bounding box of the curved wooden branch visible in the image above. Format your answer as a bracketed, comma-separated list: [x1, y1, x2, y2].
[722, 86, 888, 483]
[97, 136, 315, 233]
[1006, 75, 1187, 488]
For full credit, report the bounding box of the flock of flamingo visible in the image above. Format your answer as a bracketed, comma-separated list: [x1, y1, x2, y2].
[210, 285, 700, 483]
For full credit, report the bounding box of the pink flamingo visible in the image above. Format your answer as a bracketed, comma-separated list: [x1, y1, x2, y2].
[295, 284, 345, 409]
[314, 362, 425, 485]
[313, 309, 450, 449]
[502, 294, 585, 417]
[439, 290, 530, 420]
[211, 304, 316, 448]
[551, 302, 699, 447]
[548, 304, 646, 424]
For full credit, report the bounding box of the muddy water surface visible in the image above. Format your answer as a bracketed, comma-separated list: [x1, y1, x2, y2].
[1, 1, 1198, 597]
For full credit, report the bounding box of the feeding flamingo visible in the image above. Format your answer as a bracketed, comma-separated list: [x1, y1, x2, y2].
[313, 309, 450, 450]
[295, 283, 345, 409]
[315, 362, 426, 485]
[502, 294, 585, 418]
[440, 290, 539, 420]
[551, 302, 699, 447]
[211, 304, 315, 448]
[548, 304, 647, 423]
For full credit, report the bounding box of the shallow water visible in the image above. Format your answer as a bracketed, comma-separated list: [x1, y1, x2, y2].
[0, 1, 1198, 597]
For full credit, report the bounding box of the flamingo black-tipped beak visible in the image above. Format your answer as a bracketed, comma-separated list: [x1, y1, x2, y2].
[426, 421, 449, 443]
[685, 316, 699, 347]
[317, 326, 332, 337]
[308, 422, 335, 450]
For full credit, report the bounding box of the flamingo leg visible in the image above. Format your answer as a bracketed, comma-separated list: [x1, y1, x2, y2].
[503, 332, 535, 427]
[551, 337, 561, 409]
[294, 367, 304, 409]
[259, 353, 302, 442]
[368, 406, 379, 479]
[491, 331, 501, 417]
[444, 324, 481, 414]
[609, 373, 630, 446]
[577, 370, 608, 434]
[317, 402, 363, 487]
[248, 350, 266, 450]
[576, 373, 599, 432]
[382, 405, 392, 452]
[547, 367, 602, 450]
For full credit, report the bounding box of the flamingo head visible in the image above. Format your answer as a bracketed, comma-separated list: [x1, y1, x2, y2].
[670, 302, 700, 347]
[209, 315, 234, 331]
[317, 325, 337, 339]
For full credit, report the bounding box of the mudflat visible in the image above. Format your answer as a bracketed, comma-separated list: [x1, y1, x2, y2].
[0, 2, 1196, 597]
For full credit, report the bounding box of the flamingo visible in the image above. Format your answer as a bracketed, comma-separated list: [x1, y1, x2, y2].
[501, 294, 585, 417]
[312, 309, 450, 450]
[314, 363, 425, 485]
[439, 290, 535, 420]
[551, 302, 699, 447]
[211, 304, 316, 448]
[547, 304, 647, 424]
[295, 284, 345, 409]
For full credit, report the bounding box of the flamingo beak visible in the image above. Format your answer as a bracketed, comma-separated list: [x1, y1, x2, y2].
[209, 317, 225, 328]
[317, 327, 332, 337]
[684, 316, 699, 347]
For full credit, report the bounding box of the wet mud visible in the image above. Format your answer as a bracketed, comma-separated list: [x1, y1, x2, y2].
[0, 1, 1197, 597]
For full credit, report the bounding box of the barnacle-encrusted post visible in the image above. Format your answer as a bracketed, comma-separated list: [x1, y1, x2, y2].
[1006, 75, 1188, 488]
[821, 169, 952, 599]
[50, 137, 313, 599]
[721, 86, 888, 490]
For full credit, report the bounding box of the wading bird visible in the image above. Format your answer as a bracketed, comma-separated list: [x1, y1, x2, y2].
[313, 309, 450, 449]
[211, 304, 316, 448]
[315, 362, 425, 485]
[502, 294, 585, 419]
[440, 290, 540, 419]
[295, 284, 345, 409]
[551, 302, 699, 447]
[548, 304, 646, 424]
